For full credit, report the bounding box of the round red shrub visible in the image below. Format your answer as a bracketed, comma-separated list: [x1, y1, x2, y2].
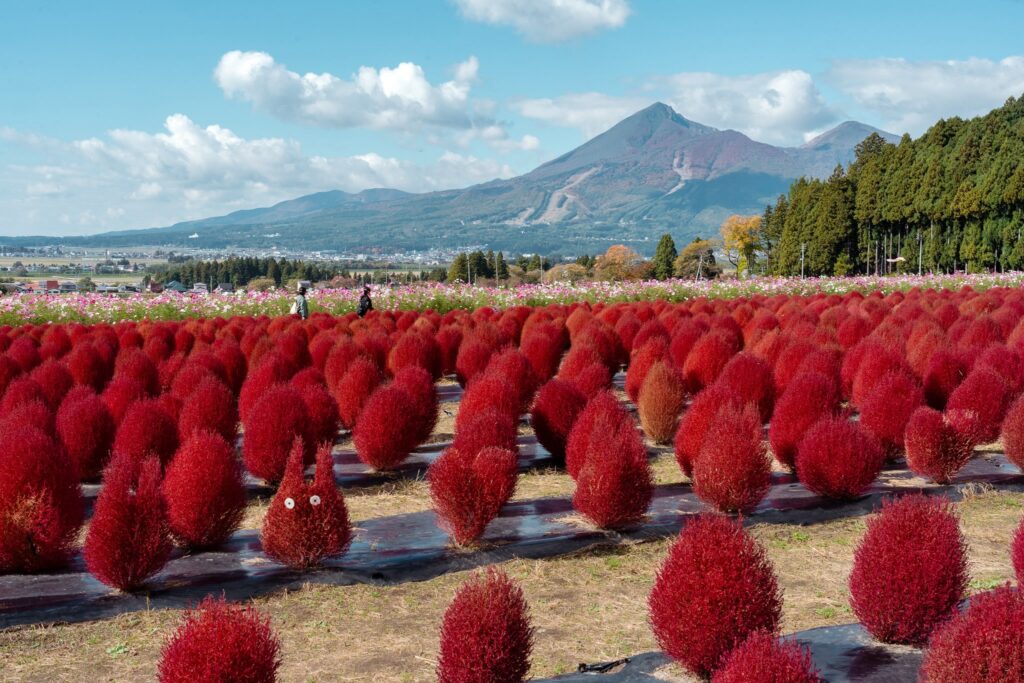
[65, 343, 108, 391]
[113, 349, 160, 396]
[795, 417, 883, 499]
[849, 494, 967, 645]
[298, 381, 339, 448]
[429, 446, 518, 546]
[692, 403, 772, 513]
[768, 371, 838, 470]
[455, 338, 496, 387]
[486, 348, 539, 414]
[238, 353, 296, 422]
[84, 454, 171, 591]
[565, 391, 627, 479]
[437, 567, 534, 683]
[683, 332, 735, 392]
[637, 361, 687, 444]
[562, 360, 612, 398]
[163, 431, 246, 549]
[387, 331, 442, 380]
[851, 347, 910, 408]
[113, 397, 179, 467]
[673, 385, 729, 478]
[242, 384, 312, 482]
[858, 371, 923, 456]
[0, 425, 83, 573]
[457, 371, 519, 427]
[101, 377, 146, 425]
[261, 440, 352, 569]
[29, 360, 73, 409]
[393, 365, 438, 445]
[976, 344, 1024, 393]
[170, 361, 219, 401]
[56, 389, 115, 481]
[904, 406, 974, 484]
[530, 378, 587, 463]
[573, 412, 652, 528]
[712, 631, 822, 683]
[436, 326, 464, 376]
[177, 376, 238, 443]
[453, 408, 517, 458]
[1, 376, 46, 412]
[0, 399, 55, 440]
[7, 335, 41, 372]
[158, 595, 281, 683]
[0, 354, 22, 398]
[922, 348, 968, 409]
[716, 352, 775, 422]
[1002, 394, 1024, 471]
[331, 357, 381, 430]
[669, 319, 705, 369]
[919, 585, 1024, 682]
[625, 338, 669, 403]
[946, 366, 1012, 445]
[353, 385, 419, 471]
[649, 514, 782, 678]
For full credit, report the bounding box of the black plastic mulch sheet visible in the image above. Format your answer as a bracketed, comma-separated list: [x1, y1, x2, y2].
[539, 623, 922, 682]
[3, 454, 1020, 628]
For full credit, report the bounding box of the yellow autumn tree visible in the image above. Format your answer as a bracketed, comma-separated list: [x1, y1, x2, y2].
[720, 214, 762, 277]
[593, 245, 647, 282]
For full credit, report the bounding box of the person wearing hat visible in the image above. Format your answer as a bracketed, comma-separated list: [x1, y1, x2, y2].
[357, 285, 373, 318]
[292, 285, 310, 320]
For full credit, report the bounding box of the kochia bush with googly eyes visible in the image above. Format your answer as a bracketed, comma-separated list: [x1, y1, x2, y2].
[261, 438, 352, 569]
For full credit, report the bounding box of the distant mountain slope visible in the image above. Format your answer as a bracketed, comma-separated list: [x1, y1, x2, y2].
[17, 104, 899, 254]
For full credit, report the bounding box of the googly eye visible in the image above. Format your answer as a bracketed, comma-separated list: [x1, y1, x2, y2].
[309, 495, 321, 506]
[284, 497, 295, 510]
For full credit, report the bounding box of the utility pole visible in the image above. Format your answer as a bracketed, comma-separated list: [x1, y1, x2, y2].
[918, 230, 923, 276]
[800, 243, 806, 279]
[695, 252, 704, 281]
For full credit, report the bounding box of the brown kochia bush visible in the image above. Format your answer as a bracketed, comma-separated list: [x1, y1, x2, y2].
[530, 378, 587, 463]
[692, 403, 772, 513]
[849, 494, 967, 645]
[711, 631, 823, 683]
[795, 417, 884, 500]
[904, 406, 974, 484]
[84, 454, 172, 591]
[572, 404, 652, 529]
[158, 595, 281, 683]
[436, 568, 534, 683]
[0, 425, 84, 573]
[261, 439, 352, 569]
[163, 431, 246, 550]
[649, 514, 782, 678]
[637, 361, 687, 444]
[429, 446, 518, 546]
[1013, 516, 1024, 586]
[919, 585, 1024, 682]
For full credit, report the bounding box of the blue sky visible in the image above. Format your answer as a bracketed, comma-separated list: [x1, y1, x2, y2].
[2, 0, 1024, 235]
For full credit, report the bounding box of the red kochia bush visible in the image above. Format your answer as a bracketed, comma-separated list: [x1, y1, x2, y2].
[849, 494, 967, 645]
[29, 360, 74, 409]
[455, 338, 497, 387]
[177, 376, 238, 443]
[1, 376, 46, 412]
[65, 343, 108, 390]
[158, 595, 281, 683]
[715, 352, 775, 422]
[331, 357, 381, 430]
[353, 385, 419, 471]
[682, 332, 735, 392]
[692, 403, 772, 513]
[857, 371, 923, 456]
[565, 391, 628, 479]
[113, 397, 179, 467]
[437, 568, 534, 683]
[919, 585, 1024, 682]
[387, 331, 442, 380]
[392, 365, 438, 445]
[1002, 394, 1024, 471]
[711, 631, 822, 683]
[637, 361, 687, 444]
[530, 378, 587, 463]
[922, 348, 968, 409]
[1013, 517, 1024, 585]
[453, 408, 517, 458]
[429, 446, 518, 546]
[573, 409, 652, 528]
[768, 371, 838, 470]
[101, 377, 146, 425]
[84, 454, 172, 591]
[56, 389, 115, 481]
[945, 366, 1012, 445]
[795, 417, 883, 499]
[0, 425, 83, 573]
[673, 385, 729, 478]
[649, 515, 782, 678]
[243, 384, 311, 482]
[624, 338, 669, 402]
[163, 432, 246, 549]
[113, 348, 160, 396]
[261, 440, 352, 569]
[904, 406, 974, 484]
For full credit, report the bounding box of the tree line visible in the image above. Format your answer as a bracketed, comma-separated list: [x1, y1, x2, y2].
[761, 94, 1024, 276]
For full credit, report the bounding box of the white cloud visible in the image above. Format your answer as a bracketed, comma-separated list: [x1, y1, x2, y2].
[452, 0, 630, 42]
[514, 92, 651, 138]
[214, 50, 487, 132]
[0, 115, 517, 234]
[828, 56, 1024, 135]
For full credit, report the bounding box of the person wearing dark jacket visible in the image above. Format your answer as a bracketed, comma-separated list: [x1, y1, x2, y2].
[357, 286, 373, 318]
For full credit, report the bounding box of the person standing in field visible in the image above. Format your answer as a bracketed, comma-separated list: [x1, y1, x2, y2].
[292, 285, 310, 320]
[357, 285, 373, 318]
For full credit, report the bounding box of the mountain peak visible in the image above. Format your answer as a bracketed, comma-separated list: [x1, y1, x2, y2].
[802, 121, 900, 150]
